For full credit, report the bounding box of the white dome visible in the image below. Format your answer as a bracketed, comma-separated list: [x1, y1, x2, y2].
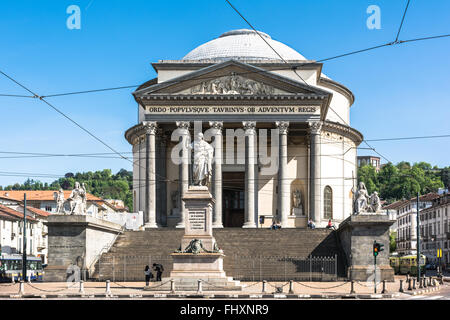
[182, 29, 306, 61]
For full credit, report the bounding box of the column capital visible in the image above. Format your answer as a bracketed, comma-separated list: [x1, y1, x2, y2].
[143, 121, 158, 135]
[176, 121, 190, 132]
[308, 121, 322, 135]
[243, 121, 256, 134]
[209, 121, 223, 134]
[275, 121, 289, 134]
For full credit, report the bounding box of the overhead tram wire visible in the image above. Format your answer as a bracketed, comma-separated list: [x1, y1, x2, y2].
[395, 0, 411, 42]
[223, 0, 393, 165]
[0, 69, 164, 181]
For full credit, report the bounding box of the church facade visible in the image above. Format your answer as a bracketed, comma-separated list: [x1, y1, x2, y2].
[125, 29, 363, 229]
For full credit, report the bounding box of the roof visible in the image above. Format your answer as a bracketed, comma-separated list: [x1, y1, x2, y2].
[383, 193, 440, 210]
[182, 29, 306, 62]
[21, 206, 51, 217]
[0, 190, 102, 202]
[0, 204, 36, 221]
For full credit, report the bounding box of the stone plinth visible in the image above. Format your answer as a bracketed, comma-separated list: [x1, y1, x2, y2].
[45, 215, 122, 282]
[338, 213, 395, 282]
[145, 186, 242, 291]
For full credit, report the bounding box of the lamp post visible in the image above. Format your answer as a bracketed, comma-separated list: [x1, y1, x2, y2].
[22, 193, 27, 282]
[416, 192, 421, 284]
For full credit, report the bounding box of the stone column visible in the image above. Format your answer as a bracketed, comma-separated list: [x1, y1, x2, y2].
[309, 121, 322, 225]
[176, 121, 190, 229]
[143, 121, 158, 228]
[243, 121, 257, 228]
[156, 129, 167, 227]
[276, 121, 290, 228]
[210, 121, 223, 228]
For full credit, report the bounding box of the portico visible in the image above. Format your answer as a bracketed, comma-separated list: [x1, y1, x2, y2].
[124, 29, 363, 229]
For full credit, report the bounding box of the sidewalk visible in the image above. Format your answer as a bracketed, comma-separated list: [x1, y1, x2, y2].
[0, 276, 442, 299]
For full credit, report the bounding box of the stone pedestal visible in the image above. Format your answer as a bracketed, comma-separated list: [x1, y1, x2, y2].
[145, 186, 242, 291]
[338, 213, 395, 282]
[44, 215, 123, 282]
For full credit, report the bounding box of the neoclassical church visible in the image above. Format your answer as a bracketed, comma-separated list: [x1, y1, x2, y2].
[125, 29, 363, 229]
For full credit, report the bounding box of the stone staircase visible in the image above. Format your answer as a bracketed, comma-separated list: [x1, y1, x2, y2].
[92, 228, 347, 281]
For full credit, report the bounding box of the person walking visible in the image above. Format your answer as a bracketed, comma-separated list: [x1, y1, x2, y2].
[144, 265, 153, 286]
[153, 263, 164, 281]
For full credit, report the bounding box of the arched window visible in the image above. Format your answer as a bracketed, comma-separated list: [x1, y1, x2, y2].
[324, 186, 333, 219]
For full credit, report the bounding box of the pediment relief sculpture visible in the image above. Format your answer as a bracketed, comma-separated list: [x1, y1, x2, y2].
[189, 74, 282, 95]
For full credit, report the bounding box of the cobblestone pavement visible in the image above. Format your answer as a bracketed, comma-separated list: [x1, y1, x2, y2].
[0, 275, 442, 298]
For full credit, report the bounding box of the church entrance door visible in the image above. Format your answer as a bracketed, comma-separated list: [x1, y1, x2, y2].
[222, 172, 245, 227]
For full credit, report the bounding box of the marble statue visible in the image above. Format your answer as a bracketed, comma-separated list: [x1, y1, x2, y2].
[190, 132, 214, 186]
[292, 189, 304, 216]
[81, 183, 87, 214]
[369, 191, 382, 213]
[354, 182, 384, 214]
[68, 182, 87, 215]
[54, 189, 65, 214]
[353, 182, 369, 214]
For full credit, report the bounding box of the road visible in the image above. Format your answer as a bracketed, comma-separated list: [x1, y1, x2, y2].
[403, 282, 450, 300]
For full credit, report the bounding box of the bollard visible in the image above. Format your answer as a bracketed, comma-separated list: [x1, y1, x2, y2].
[170, 279, 175, 293]
[423, 278, 427, 288]
[407, 278, 412, 291]
[105, 280, 111, 295]
[419, 278, 423, 288]
[381, 280, 387, 294]
[412, 278, 416, 290]
[288, 280, 294, 294]
[19, 281, 25, 295]
[262, 280, 267, 293]
[197, 280, 202, 293]
[79, 280, 85, 294]
[350, 281, 355, 294]
[399, 279, 404, 293]
[11, 276, 15, 284]
[428, 277, 432, 286]
[432, 279, 436, 287]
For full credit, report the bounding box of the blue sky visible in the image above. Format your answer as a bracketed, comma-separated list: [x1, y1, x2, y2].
[0, 0, 449, 186]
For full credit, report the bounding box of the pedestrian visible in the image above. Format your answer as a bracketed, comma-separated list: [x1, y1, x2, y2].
[326, 219, 335, 230]
[153, 263, 164, 281]
[307, 219, 315, 229]
[144, 265, 153, 286]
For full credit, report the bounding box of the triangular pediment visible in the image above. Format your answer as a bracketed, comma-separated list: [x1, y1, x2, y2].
[134, 60, 330, 98]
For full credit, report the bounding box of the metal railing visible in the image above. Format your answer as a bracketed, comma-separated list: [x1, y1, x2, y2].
[96, 254, 338, 282]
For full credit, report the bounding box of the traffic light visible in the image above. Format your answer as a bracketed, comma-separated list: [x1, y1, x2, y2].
[373, 241, 384, 257]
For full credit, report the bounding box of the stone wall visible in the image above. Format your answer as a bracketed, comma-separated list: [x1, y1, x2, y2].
[45, 215, 122, 281]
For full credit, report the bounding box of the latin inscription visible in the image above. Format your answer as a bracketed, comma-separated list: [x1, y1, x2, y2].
[189, 210, 206, 231]
[146, 106, 318, 115]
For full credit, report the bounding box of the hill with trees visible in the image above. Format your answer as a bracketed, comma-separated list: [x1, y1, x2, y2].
[358, 162, 446, 203]
[0, 169, 133, 210]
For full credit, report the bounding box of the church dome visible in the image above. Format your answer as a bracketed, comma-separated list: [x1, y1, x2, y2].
[182, 29, 306, 61]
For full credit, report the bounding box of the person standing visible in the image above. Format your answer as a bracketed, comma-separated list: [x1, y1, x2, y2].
[153, 263, 164, 281]
[144, 265, 153, 286]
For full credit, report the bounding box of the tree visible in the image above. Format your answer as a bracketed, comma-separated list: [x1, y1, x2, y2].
[389, 231, 397, 253]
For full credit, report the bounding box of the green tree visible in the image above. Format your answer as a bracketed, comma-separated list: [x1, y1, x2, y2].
[389, 231, 397, 253]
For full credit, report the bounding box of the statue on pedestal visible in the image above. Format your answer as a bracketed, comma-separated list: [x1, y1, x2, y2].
[190, 132, 214, 187]
[369, 191, 382, 213]
[292, 189, 304, 216]
[354, 182, 383, 214]
[68, 182, 87, 215]
[353, 182, 369, 214]
[54, 189, 65, 214]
